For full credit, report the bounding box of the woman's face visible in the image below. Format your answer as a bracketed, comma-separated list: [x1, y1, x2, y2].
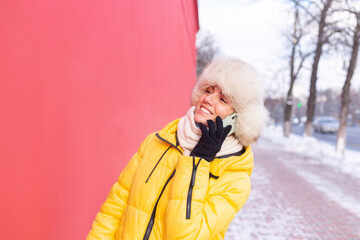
[194, 86, 235, 125]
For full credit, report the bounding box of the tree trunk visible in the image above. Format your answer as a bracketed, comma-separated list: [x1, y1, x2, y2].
[284, 96, 293, 137]
[304, 0, 333, 137]
[337, 23, 360, 154]
[284, 5, 298, 138]
[304, 41, 322, 136]
[284, 46, 295, 137]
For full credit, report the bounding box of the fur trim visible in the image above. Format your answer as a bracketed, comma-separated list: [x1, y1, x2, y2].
[191, 57, 268, 146]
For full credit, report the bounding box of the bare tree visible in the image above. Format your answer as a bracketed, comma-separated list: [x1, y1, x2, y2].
[304, 0, 337, 136]
[336, 2, 360, 154]
[196, 31, 220, 77]
[284, 0, 312, 137]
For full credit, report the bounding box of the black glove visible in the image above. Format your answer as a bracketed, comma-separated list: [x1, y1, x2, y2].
[190, 116, 232, 162]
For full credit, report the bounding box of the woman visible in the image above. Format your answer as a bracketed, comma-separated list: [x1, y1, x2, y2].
[87, 58, 268, 240]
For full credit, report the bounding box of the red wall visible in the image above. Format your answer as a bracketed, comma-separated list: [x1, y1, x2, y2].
[0, 0, 198, 239]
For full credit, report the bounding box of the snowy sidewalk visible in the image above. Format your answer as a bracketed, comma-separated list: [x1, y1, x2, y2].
[225, 135, 360, 240]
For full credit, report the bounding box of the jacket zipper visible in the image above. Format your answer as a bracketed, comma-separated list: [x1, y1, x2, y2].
[143, 169, 176, 240]
[145, 146, 172, 183]
[186, 156, 202, 219]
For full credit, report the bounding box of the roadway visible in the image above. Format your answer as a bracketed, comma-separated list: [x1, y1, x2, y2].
[292, 124, 360, 152]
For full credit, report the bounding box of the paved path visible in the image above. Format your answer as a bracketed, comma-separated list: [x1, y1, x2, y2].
[225, 141, 360, 240]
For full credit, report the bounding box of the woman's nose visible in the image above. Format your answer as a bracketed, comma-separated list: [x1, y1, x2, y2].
[204, 94, 214, 105]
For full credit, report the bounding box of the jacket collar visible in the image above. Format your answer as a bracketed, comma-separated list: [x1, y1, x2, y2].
[210, 145, 253, 177]
[156, 118, 253, 177]
[156, 119, 183, 154]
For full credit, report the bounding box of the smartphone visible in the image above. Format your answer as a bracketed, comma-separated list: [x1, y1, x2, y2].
[223, 112, 237, 135]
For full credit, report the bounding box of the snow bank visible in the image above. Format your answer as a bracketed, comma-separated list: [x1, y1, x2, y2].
[260, 125, 360, 178]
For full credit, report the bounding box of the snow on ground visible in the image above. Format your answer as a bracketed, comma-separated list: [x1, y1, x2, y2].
[261, 125, 360, 179]
[225, 125, 360, 239]
[295, 168, 360, 219]
[225, 162, 305, 240]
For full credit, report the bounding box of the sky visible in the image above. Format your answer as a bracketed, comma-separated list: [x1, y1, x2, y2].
[197, 0, 360, 98]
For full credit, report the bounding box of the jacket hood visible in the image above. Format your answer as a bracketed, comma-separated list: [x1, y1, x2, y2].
[191, 57, 268, 147]
[157, 119, 253, 177]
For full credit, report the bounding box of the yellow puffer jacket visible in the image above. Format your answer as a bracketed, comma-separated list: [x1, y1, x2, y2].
[87, 119, 253, 240]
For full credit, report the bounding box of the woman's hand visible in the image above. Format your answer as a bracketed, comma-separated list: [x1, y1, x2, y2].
[190, 116, 232, 162]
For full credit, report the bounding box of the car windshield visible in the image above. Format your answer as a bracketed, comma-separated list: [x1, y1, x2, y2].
[320, 120, 336, 123]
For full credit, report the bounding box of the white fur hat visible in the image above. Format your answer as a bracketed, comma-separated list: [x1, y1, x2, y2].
[191, 57, 268, 146]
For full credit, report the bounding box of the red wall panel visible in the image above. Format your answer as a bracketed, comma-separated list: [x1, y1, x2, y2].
[0, 0, 199, 239]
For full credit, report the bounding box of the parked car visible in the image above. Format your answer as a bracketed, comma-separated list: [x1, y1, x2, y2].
[313, 116, 339, 133]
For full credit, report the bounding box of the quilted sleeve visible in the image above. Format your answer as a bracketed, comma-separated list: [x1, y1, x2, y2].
[165, 155, 251, 240]
[86, 134, 151, 240]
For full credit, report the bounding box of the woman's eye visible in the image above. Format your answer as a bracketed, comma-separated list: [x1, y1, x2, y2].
[221, 98, 227, 103]
[206, 90, 211, 94]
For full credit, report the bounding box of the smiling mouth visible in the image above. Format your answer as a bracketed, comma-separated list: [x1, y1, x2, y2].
[200, 106, 212, 115]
